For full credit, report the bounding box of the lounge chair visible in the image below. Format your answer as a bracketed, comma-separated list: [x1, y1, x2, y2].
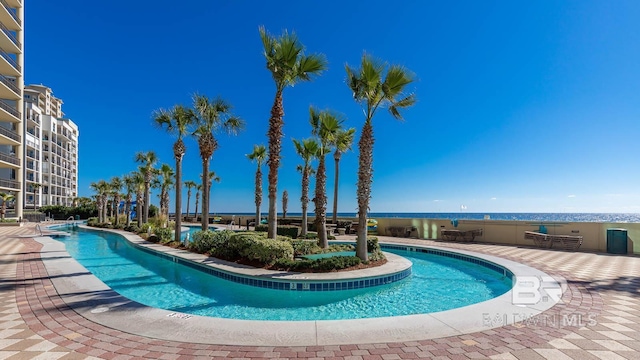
[440, 228, 483, 242]
[524, 231, 583, 251]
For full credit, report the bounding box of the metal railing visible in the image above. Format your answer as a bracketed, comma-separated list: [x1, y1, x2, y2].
[0, 74, 18, 94]
[0, 49, 19, 72]
[0, 21, 19, 48]
[0, 99, 19, 118]
[0, 0, 21, 27]
[0, 125, 19, 141]
[0, 178, 19, 189]
[0, 151, 18, 165]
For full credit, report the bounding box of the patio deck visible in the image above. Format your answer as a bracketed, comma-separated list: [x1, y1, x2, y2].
[1, 223, 640, 359]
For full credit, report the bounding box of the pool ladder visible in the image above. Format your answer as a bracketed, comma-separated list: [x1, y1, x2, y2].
[35, 224, 43, 236]
[65, 216, 78, 229]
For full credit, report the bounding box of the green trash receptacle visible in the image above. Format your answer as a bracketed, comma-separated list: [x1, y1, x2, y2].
[606, 228, 628, 254]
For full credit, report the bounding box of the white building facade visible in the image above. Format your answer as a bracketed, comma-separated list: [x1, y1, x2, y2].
[24, 84, 79, 207]
[0, 0, 23, 218]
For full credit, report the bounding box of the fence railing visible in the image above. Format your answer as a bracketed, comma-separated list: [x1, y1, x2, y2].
[0, 125, 19, 141]
[0, 151, 18, 165]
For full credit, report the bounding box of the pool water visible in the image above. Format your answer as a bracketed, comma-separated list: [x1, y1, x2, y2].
[55, 227, 512, 321]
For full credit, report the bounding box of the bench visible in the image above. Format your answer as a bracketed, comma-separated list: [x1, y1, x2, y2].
[524, 231, 583, 251]
[387, 226, 417, 237]
[440, 229, 483, 242]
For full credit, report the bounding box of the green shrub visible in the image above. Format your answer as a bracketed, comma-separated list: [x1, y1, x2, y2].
[274, 256, 361, 272]
[138, 223, 153, 235]
[147, 234, 161, 243]
[87, 217, 98, 226]
[189, 230, 235, 257]
[302, 232, 318, 239]
[324, 244, 355, 253]
[367, 236, 380, 252]
[154, 227, 172, 243]
[277, 225, 300, 239]
[287, 239, 321, 256]
[124, 224, 140, 233]
[253, 225, 299, 238]
[228, 233, 294, 265]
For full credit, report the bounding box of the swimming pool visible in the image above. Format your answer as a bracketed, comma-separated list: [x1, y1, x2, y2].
[54, 226, 512, 321]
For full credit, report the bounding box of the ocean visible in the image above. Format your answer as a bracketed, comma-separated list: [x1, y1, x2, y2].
[195, 212, 640, 223]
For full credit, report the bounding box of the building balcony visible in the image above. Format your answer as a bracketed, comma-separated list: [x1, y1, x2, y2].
[0, 151, 18, 168]
[0, 48, 19, 76]
[4, 0, 20, 9]
[0, 125, 19, 145]
[0, 177, 19, 190]
[0, 0, 21, 30]
[0, 74, 19, 100]
[0, 99, 19, 122]
[0, 21, 19, 55]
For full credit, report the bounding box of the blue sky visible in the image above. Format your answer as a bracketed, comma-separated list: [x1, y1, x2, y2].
[25, 1, 640, 213]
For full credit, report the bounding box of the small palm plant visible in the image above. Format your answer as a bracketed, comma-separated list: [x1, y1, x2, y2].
[246, 144, 267, 226]
[346, 54, 416, 260]
[331, 127, 356, 224]
[259, 26, 327, 238]
[134, 151, 158, 224]
[184, 180, 197, 220]
[293, 138, 319, 236]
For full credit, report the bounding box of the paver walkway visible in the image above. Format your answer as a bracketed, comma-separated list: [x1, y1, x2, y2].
[1, 223, 640, 359]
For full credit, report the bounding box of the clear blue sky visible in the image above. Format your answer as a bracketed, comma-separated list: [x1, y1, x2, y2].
[25, 0, 640, 214]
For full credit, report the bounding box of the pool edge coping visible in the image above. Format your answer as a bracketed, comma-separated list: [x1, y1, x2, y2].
[32, 227, 563, 346]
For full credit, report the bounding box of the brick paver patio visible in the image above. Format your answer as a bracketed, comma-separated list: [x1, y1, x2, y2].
[1, 223, 640, 359]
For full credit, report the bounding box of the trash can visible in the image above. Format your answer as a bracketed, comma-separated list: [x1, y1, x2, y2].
[75, 215, 80, 221]
[606, 228, 628, 254]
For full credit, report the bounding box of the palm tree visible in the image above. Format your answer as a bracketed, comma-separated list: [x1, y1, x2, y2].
[0, 192, 14, 220]
[200, 171, 220, 216]
[184, 180, 197, 219]
[122, 173, 136, 227]
[89, 180, 109, 223]
[194, 184, 202, 222]
[331, 127, 356, 224]
[158, 164, 175, 222]
[110, 176, 123, 225]
[310, 107, 344, 249]
[259, 26, 327, 239]
[282, 190, 288, 219]
[134, 151, 158, 224]
[192, 94, 244, 231]
[31, 183, 42, 211]
[246, 144, 267, 227]
[133, 170, 145, 227]
[346, 54, 416, 260]
[293, 138, 319, 236]
[153, 105, 195, 242]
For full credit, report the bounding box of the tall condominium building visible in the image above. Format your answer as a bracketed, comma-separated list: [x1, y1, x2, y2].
[24, 85, 79, 208]
[0, 0, 23, 218]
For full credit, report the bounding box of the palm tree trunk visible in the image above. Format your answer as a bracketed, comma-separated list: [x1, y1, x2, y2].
[136, 193, 142, 227]
[174, 155, 183, 242]
[125, 195, 131, 227]
[143, 179, 150, 224]
[114, 196, 119, 226]
[255, 166, 262, 227]
[356, 120, 374, 261]
[267, 89, 284, 239]
[201, 159, 210, 231]
[301, 168, 309, 236]
[315, 155, 328, 248]
[186, 190, 191, 219]
[332, 152, 341, 224]
[194, 194, 199, 221]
